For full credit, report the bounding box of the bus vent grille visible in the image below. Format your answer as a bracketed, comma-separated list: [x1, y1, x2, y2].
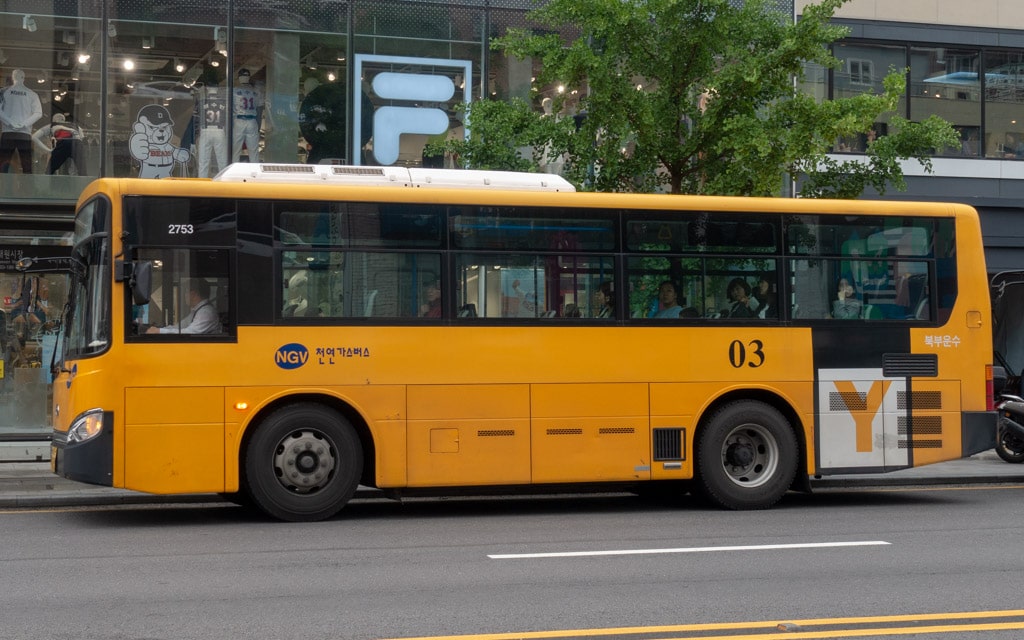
[897, 391, 943, 410]
[261, 164, 315, 173]
[332, 166, 387, 176]
[652, 428, 685, 461]
[899, 439, 942, 449]
[882, 353, 938, 377]
[477, 429, 515, 437]
[547, 428, 583, 436]
[599, 427, 635, 435]
[898, 416, 943, 435]
[830, 391, 866, 412]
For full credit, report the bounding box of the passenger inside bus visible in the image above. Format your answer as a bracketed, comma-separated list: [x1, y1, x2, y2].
[146, 279, 222, 334]
[651, 281, 683, 318]
[420, 280, 441, 318]
[594, 281, 614, 318]
[753, 274, 778, 319]
[725, 278, 756, 318]
[831, 278, 863, 319]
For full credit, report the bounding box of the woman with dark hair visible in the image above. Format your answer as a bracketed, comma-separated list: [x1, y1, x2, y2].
[753, 273, 777, 319]
[652, 281, 683, 319]
[420, 280, 442, 318]
[594, 281, 614, 318]
[726, 277, 755, 318]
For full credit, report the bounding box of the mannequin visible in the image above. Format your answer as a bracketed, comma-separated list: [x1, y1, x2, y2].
[0, 69, 43, 173]
[197, 83, 228, 177]
[232, 68, 262, 162]
[32, 113, 86, 175]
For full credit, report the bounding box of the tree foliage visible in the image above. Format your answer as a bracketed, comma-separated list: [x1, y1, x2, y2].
[432, 0, 958, 198]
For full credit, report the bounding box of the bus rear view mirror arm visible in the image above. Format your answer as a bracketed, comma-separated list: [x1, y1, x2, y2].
[116, 259, 153, 305]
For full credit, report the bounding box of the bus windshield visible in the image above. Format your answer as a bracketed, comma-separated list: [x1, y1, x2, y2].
[64, 197, 111, 358]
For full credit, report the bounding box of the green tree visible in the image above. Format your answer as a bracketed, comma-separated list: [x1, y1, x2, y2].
[434, 0, 958, 197]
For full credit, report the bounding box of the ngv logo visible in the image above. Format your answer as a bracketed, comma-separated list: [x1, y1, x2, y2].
[354, 54, 472, 166]
[275, 343, 309, 370]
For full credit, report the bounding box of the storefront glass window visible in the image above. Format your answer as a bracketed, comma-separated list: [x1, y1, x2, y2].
[233, 0, 350, 166]
[0, 227, 72, 438]
[107, 5, 228, 178]
[833, 43, 906, 153]
[983, 50, 1024, 160]
[0, 10, 101, 200]
[911, 46, 981, 158]
[352, 0, 482, 167]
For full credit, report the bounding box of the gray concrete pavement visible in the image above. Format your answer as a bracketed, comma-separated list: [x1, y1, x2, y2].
[0, 450, 1022, 510]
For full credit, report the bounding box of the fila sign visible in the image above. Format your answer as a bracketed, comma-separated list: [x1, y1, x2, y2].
[353, 54, 472, 167]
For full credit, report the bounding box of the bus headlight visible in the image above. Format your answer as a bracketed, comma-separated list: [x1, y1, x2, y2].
[67, 409, 105, 443]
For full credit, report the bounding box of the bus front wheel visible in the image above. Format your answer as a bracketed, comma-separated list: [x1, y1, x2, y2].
[695, 400, 797, 510]
[244, 403, 363, 522]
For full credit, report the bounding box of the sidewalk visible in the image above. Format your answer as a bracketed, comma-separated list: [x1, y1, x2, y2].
[1, 451, 1022, 510]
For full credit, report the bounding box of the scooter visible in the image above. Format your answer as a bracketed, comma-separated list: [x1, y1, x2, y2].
[996, 394, 1024, 463]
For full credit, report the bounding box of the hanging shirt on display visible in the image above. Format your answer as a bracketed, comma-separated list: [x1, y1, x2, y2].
[197, 85, 228, 177]
[0, 69, 43, 173]
[233, 69, 263, 162]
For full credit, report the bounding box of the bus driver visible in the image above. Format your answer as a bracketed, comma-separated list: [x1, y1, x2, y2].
[146, 279, 221, 334]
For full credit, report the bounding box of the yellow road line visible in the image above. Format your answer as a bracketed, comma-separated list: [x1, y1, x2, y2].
[644, 621, 1024, 640]
[379, 609, 1024, 640]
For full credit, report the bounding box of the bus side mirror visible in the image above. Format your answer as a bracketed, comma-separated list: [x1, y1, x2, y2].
[129, 261, 153, 305]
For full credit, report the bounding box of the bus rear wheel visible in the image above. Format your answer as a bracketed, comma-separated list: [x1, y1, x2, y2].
[695, 400, 797, 510]
[244, 403, 363, 522]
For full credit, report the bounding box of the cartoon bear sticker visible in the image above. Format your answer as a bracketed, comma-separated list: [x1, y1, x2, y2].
[129, 104, 190, 178]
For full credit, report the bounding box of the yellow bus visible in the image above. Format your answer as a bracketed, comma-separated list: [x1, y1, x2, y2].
[47, 164, 996, 521]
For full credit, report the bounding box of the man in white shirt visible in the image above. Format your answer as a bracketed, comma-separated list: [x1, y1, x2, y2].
[147, 279, 222, 334]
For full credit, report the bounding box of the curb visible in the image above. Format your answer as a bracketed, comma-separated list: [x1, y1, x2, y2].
[808, 474, 1024, 489]
[2, 476, 1022, 510]
[0, 487, 387, 510]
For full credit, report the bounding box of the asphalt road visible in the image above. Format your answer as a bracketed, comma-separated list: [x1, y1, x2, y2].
[3, 482, 1024, 640]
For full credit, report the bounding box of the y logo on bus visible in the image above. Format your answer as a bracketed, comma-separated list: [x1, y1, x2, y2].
[832, 379, 892, 452]
[275, 343, 309, 370]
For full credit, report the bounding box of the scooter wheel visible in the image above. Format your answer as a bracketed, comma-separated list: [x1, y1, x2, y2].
[996, 425, 1024, 464]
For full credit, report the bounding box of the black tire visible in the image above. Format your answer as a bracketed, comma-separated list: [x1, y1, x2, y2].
[995, 422, 1024, 463]
[695, 400, 798, 510]
[244, 403, 363, 522]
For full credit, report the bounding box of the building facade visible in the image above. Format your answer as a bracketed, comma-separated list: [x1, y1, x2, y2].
[0, 0, 1022, 441]
[796, 0, 1024, 271]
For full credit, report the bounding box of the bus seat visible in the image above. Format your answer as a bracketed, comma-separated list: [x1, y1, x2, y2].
[542, 310, 557, 318]
[914, 297, 929, 320]
[458, 304, 477, 318]
[363, 290, 378, 317]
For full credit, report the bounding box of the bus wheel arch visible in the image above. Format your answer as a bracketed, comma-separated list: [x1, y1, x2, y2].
[693, 393, 803, 510]
[240, 397, 372, 522]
